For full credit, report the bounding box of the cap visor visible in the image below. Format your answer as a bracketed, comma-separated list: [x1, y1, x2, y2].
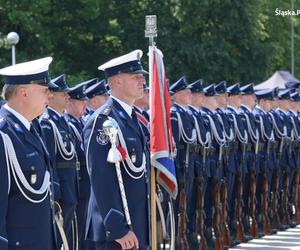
[45, 81, 58, 88]
[132, 69, 149, 75]
[32, 78, 56, 88]
[50, 87, 70, 92]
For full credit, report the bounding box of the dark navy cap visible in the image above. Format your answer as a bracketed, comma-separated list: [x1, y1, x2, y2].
[80, 78, 99, 89]
[68, 82, 89, 100]
[255, 89, 274, 100]
[0, 57, 55, 87]
[98, 50, 148, 78]
[278, 89, 291, 100]
[227, 83, 240, 95]
[49, 74, 70, 92]
[169, 76, 190, 95]
[240, 83, 254, 95]
[204, 84, 218, 96]
[85, 79, 108, 99]
[188, 79, 203, 93]
[215, 80, 227, 94]
[105, 82, 110, 92]
[291, 92, 300, 102]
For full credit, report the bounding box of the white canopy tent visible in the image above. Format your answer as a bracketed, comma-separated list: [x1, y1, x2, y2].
[255, 70, 300, 90]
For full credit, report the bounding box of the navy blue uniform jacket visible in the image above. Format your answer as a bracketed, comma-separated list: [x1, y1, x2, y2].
[83, 98, 150, 247]
[0, 107, 55, 250]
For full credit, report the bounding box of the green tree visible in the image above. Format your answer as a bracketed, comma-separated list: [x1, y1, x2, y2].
[0, 0, 300, 87]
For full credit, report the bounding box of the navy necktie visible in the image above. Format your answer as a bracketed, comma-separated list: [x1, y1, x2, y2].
[30, 124, 39, 139]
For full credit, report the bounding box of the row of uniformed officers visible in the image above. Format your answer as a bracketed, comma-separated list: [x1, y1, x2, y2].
[169, 76, 300, 250]
[1, 49, 300, 250]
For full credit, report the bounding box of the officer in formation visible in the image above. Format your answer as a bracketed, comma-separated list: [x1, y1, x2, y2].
[83, 49, 151, 250]
[40, 74, 79, 249]
[64, 82, 90, 249]
[169, 76, 196, 249]
[188, 80, 211, 249]
[0, 57, 56, 250]
[83, 78, 109, 121]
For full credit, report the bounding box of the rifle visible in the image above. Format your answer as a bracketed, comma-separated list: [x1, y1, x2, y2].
[178, 187, 189, 250]
[213, 179, 223, 250]
[279, 139, 292, 227]
[177, 146, 189, 250]
[293, 143, 300, 224]
[235, 143, 245, 242]
[270, 140, 282, 231]
[220, 147, 231, 247]
[292, 142, 300, 224]
[297, 179, 300, 225]
[260, 141, 271, 235]
[249, 142, 258, 238]
[292, 168, 300, 223]
[213, 146, 224, 250]
[279, 140, 291, 228]
[281, 170, 290, 226]
[220, 179, 230, 246]
[196, 147, 207, 250]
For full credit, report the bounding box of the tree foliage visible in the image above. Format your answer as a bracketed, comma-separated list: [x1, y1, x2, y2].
[0, 0, 299, 86]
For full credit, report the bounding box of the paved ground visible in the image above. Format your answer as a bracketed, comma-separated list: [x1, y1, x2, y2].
[230, 225, 300, 250]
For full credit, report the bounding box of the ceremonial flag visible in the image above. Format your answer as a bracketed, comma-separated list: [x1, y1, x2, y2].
[149, 47, 177, 199]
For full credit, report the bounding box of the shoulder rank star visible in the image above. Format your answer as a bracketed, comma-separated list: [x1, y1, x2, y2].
[96, 129, 109, 145]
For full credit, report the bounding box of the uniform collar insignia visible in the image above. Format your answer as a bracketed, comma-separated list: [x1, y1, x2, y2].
[52, 114, 59, 121]
[215, 107, 224, 113]
[255, 105, 266, 114]
[118, 110, 127, 119]
[188, 105, 199, 114]
[240, 104, 251, 113]
[227, 105, 237, 113]
[0, 118, 6, 129]
[13, 122, 23, 132]
[174, 103, 187, 112]
[201, 106, 213, 115]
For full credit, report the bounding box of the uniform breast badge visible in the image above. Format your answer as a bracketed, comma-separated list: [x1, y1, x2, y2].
[96, 129, 109, 145]
[30, 166, 37, 184]
[130, 149, 137, 163]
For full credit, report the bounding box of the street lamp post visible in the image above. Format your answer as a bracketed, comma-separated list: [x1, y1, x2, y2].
[6, 32, 20, 65]
[291, 0, 295, 75]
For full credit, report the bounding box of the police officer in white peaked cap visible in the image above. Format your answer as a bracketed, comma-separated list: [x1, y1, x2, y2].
[0, 57, 57, 250]
[83, 50, 150, 250]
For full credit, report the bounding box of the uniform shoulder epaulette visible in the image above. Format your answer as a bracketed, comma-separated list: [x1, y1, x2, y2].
[215, 107, 222, 113]
[40, 119, 52, 130]
[170, 107, 176, 112]
[92, 103, 114, 123]
[0, 118, 7, 129]
[224, 109, 231, 115]
[100, 103, 113, 116]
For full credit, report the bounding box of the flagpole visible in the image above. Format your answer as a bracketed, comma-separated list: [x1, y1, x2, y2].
[145, 15, 158, 250]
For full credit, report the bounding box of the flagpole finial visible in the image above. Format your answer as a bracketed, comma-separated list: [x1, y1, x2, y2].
[145, 15, 157, 46]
